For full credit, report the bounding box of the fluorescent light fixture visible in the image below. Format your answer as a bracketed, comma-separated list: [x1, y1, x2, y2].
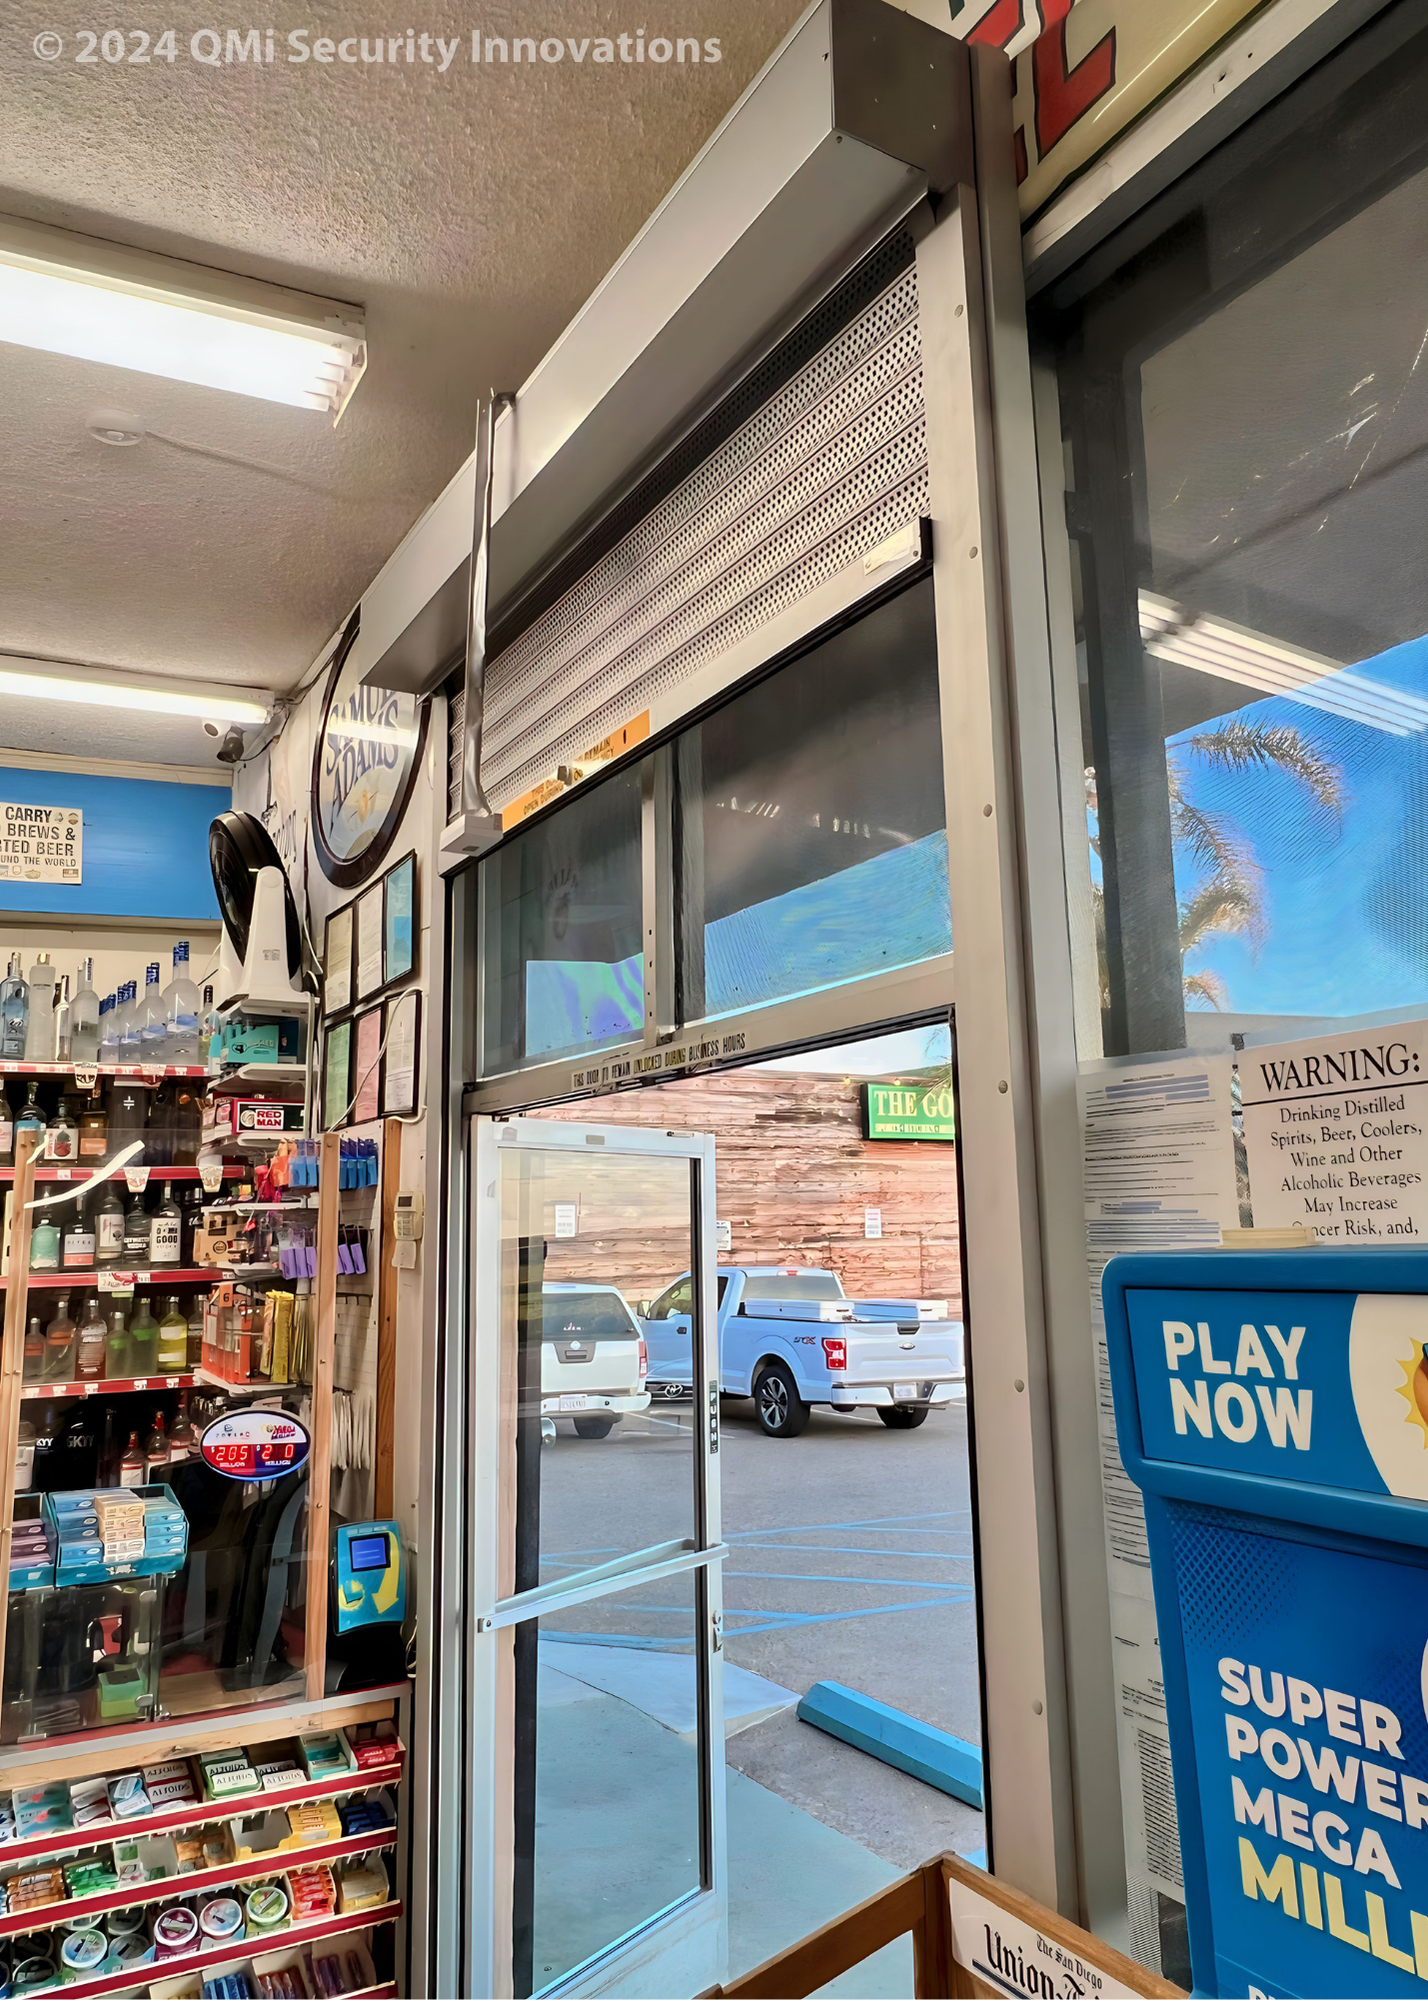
[0, 656, 271, 725]
[1140, 590, 1428, 737]
[0, 214, 365, 418]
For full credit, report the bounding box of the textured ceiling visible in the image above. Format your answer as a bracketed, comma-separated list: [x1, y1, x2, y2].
[0, 0, 808, 756]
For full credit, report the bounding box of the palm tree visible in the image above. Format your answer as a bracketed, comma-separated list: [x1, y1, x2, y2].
[1087, 718, 1346, 1010]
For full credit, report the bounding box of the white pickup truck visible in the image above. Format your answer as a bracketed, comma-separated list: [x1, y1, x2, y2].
[641, 1266, 964, 1437]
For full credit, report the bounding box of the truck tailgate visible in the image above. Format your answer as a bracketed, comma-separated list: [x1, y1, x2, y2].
[842, 1320, 964, 1382]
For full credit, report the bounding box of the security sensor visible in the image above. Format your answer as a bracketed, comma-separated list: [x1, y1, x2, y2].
[216, 725, 246, 764]
[203, 721, 221, 738]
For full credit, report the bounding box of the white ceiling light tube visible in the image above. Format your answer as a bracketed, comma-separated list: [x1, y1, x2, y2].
[0, 215, 365, 419]
[0, 656, 271, 725]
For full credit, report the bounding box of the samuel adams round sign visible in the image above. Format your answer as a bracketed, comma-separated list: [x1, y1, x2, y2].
[311, 619, 428, 887]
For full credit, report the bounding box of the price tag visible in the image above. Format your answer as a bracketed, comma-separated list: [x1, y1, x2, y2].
[83, 1383, 98, 1395]
[99, 1270, 147, 1292]
[52, 1169, 72, 1181]
[72, 1065, 98, 1090]
[199, 1160, 225, 1194]
[124, 1167, 150, 1193]
[142, 1066, 166, 1085]
[133, 1378, 149, 1390]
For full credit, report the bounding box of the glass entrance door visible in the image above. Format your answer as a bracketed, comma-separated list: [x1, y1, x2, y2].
[467, 1116, 726, 1999]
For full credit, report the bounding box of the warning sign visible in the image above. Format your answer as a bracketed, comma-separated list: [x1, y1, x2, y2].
[0, 804, 82, 884]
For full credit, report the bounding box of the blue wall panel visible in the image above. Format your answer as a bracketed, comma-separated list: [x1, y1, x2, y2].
[0, 770, 227, 919]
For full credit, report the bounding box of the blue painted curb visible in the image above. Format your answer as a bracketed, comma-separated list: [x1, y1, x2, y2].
[796, 1679, 984, 1808]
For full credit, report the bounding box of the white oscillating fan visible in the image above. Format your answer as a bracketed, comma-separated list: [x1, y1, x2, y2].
[208, 812, 307, 1012]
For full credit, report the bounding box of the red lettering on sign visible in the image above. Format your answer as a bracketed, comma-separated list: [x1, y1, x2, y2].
[1033, 0, 1116, 160]
[967, 0, 1024, 49]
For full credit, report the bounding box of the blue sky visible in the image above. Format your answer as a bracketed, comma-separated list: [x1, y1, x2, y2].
[1168, 632, 1428, 1016]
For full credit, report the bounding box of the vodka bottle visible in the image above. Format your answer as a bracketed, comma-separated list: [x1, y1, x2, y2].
[117, 981, 143, 1061]
[14, 1081, 45, 1155]
[106, 1307, 132, 1380]
[0, 954, 28, 1057]
[149, 1182, 182, 1265]
[43, 1293, 76, 1381]
[78, 1090, 107, 1160]
[170, 1389, 197, 1462]
[61, 1195, 95, 1269]
[145, 1409, 170, 1479]
[199, 984, 216, 1070]
[23, 953, 56, 1061]
[76, 1296, 107, 1381]
[23, 1316, 44, 1384]
[95, 1181, 125, 1265]
[69, 958, 100, 1062]
[98, 994, 120, 1063]
[139, 962, 167, 1059]
[128, 1297, 159, 1376]
[164, 943, 201, 1064]
[53, 974, 71, 1062]
[121, 1191, 152, 1265]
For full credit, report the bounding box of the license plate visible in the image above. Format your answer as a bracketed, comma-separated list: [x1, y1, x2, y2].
[893, 1383, 916, 1401]
[558, 1394, 589, 1411]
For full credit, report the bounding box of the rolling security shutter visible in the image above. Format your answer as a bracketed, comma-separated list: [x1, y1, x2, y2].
[480, 224, 927, 814]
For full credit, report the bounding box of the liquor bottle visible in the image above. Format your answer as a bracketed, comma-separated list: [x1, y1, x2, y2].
[0, 1084, 12, 1167]
[69, 958, 100, 1062]
[106, 1307, 132, 1381]
[169, 1390, 196, 1463]
[118, 1429, 145, 1489]
[61, 1197, 95, 1269]
[145, 1082, 174, 1168]
[98, 994, 120, 1064]
[95, 1182, 125, 1265]
[108, 1081, 149, 1160]
[128, 1297, 159, 1377]
[149, 1183, 182, 1266]
[122, 1190, 151, 1266]
[45, 1098, 77, 1162]
[33, 1406, 62, 1492]
[157, 1297, 188, 1373]
[14, 1081, 45, 1157]
[144, 1409, 170, 1479]
[15, 1418, 35, 1493]
[78, 1091, 108, 1161]
[23, 953, 56, 1062]
[23, 1315, 44, 1384]
[43, 1293, 76, 1381]
[199, 985, 216, 1070]
[58, 1401, 102, 1489]
[53, 974, 71, 1063]
[139, 962, 167, 1060]
[118, 981, 143, 1062]
[76, 1296, 107, 1380]
[186, 1298, 204, 1370]
[29, 1209, 60, 1272]
[164, 944, 201, 1065]
[0, 955, 28, 1058]
[171, 1085, 201, 1168]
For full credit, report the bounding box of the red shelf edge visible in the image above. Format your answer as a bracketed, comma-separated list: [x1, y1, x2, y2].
[0, 1756, 405, 1868]
[14, 1372, 198, 1403]
[0, 1828, 396, 1941]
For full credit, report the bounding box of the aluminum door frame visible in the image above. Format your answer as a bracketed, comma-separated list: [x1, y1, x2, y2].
[463, 1115, 727, 2000]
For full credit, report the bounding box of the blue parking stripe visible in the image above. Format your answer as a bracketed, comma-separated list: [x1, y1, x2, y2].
[731, 1543, 973, 1562]
[726, 1569, 971, 1592]
[726, 1510, 967, 1539]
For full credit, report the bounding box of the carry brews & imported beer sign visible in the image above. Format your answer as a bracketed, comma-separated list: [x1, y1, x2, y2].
[0, 803, 81, 885]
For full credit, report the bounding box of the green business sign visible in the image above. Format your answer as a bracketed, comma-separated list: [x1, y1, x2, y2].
[862, 1082, 956, 1143]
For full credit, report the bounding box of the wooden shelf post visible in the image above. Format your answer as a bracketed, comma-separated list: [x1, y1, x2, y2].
[305, 1129, 341, 1700]
[0, 1132, 40, 1696]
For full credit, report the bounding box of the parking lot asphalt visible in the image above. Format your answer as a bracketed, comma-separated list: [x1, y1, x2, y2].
[538, 1391, 985, 1873]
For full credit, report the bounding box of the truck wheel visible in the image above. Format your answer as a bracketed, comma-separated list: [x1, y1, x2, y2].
[878, 1406, 929, 1430]
[755, 1362, 809, 1438]
[573, 1415, 617, 1439]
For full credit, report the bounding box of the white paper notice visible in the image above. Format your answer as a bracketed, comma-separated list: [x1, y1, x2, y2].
[1080, 1054, 1240, 1597]
[1079, 1053, 1237, 1988]
[1240, 1019, 1428, 1240]
[0, 804, 81, 885]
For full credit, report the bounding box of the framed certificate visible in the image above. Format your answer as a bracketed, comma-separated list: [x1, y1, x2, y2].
[382, 989, 421, 1118]
[355, 881, 384, 1001]
[323, 1017, 352, 1131]
[383, 851, 417, 987]
[351, 1004, 384, 1126]
[322, 903, 353, 1016]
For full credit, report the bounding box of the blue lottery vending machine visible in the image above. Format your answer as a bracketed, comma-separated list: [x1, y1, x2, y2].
[1103, 1246, 1428, 1998]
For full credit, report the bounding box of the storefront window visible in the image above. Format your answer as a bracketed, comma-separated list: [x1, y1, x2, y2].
[480, 762, 644, 1074]
[1047, 8, 1428, 1057]
[676, 578, 951, 1022]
